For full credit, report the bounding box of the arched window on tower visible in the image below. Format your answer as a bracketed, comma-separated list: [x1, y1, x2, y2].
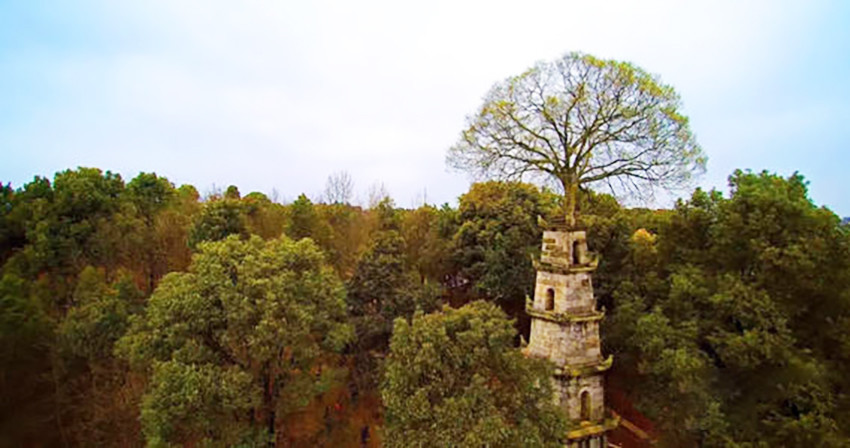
[545, 288, 555, 311]
[572, 240, 581, 265]
[580, 390, 591, 421]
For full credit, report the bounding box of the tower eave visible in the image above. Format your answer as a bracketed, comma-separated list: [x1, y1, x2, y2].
[525, 300, 605, 323]
[565, 416, 620, 441]
[533, 258, 599, 275]
[555, 355, 614, 378]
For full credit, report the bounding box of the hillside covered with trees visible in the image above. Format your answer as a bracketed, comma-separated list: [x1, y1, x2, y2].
[1, 166, 849, 447]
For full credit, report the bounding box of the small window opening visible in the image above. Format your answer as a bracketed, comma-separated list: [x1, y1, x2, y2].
[572, 240, 581, 265]
[545, 288, 555, 311]
[580, 391, 591, 420]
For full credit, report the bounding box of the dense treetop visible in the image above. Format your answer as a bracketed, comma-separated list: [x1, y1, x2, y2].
[1, 166, 848, 447]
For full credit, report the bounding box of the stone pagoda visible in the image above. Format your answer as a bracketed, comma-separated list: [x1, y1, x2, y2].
[525, 221, 617, 448]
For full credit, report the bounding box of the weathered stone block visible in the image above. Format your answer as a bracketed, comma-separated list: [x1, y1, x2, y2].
[528, 228, 612, 443]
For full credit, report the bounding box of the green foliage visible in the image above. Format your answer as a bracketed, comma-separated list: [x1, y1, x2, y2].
[347, 231, 418, 348]
[0, 273, 50, 361]
[600, 170, 850, 447]
[401, 204, 455, 284]
[0, 182, 27, 263]
[242, 192, 288, 240]
[126, 173, 179, 291]
[0, 272, 55, 445]
[350, 235, 438, 322]
[52, 167, 125, 220]
[58, 267, 137, 363]
[287, 194, 325, 241]
[382, 301, 567, 448]
[317, 202, 370, 277]
[188, 198, 247, 248]
[453, 181, 553, 329]
[4, 164, 850, 447]
[126, 172, 176, 223]
[225, 185, 241, 200]
[346, 199, 440, 391]
[141, 361, 259, 447]
[118, 235, 353, 446]
[22, 168, 126, 275]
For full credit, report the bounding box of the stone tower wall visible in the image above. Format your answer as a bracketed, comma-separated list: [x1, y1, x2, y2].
[540, 230, 589, 267]
[527, 227, 611, 443]
[532, 270, 595, 314]
[527, 318, 601, 366]
[554, 375, 605, 421]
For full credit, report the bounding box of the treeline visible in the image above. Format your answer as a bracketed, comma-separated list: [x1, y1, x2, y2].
[1, 167, 849, 447]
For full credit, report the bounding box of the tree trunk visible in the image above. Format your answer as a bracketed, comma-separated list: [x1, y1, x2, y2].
[51, 350, 70, 448]
[561, 177, 578, 227]
[263, 373, 276, 447]
[267, 408, 276, 448]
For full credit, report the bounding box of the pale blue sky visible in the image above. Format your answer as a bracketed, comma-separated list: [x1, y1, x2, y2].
[1, 1, 849, 214]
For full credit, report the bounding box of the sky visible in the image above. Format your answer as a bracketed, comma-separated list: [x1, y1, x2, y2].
[1, 0, 849, 214]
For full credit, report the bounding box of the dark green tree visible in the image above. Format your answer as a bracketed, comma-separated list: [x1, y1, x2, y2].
[0, 272, 54, 446]
[126, 172, 176, 291]
[287, 194, 323, 241]
[0, 183, 27, 264]
[453, 181, 555, 331]
[346, 198, 439, 390]
[24, 168, 125, 276]
[602, 170, 850, 447]
[126, 173, 175, 225]
[188, 198, 247, 248]
[56, 267, 144, 446]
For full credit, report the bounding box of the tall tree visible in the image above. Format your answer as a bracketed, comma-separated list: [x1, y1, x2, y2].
[126, 172, 176, 291]
[382, 301, 566, 448]
[188, 198, 247, 248]
[400, 204, 454, 284]
[346, 198, 438, 389]
[57, 267, 144, 446]
[0, 272, 54, 446]
[0, 183, 27, 264]
[242, 192, 288, 241]
[25, 168, 125, 276]
[448, 52, 706, 225]
[318, 202, 370, 278]
[117, 235, 352, 447]
[287, 194, 328, 243]
[453, 181, 554, 332]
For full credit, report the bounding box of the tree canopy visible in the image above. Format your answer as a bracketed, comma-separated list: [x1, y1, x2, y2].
[599, 171, 850, 447]
[381, 301, 566, 448]
[448, 52, 706, 224]
[452, 181, 556, 334]
[118, 235, 353, 446]
[2, 164, 849, 447]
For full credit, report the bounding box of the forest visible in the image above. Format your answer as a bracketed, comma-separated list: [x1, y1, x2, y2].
[1, 165, 849, 447]
[2, 48, 849, 448]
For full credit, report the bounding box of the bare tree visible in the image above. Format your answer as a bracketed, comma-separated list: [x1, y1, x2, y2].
[447, 52, 706, 225]
[323, 171, 354, 205]
[366, 181, 391, 209]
